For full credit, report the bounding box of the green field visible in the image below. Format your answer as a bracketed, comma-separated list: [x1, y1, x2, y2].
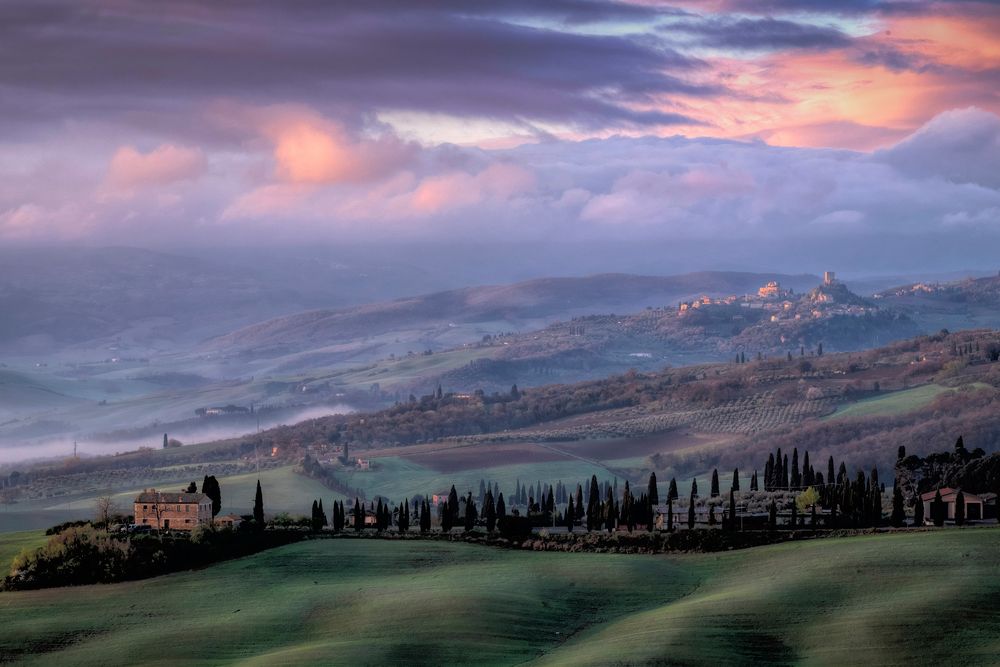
[1, 529, 998, 665]
[335, 455, 619, 502]
[825, 384, 956, 421]
[0, 531, 46, 573]
[1, 466, 341, 533]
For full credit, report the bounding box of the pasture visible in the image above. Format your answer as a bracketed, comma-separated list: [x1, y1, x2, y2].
[0, 531, 46, 573]
[1, 529, 998, 665]
[824, 383, 956, 421]
[0, 465, 342, 533]
[336, 454, 618, 501]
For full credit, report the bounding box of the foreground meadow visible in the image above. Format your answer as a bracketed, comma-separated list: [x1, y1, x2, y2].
[0, 529, 998, 666]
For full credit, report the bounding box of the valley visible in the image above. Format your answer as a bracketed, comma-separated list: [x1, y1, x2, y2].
[5, 268, 1000, 462]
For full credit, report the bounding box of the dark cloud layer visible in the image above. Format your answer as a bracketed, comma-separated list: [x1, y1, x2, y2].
[666, 17, 851, 51]
[0, 0, 713, 139]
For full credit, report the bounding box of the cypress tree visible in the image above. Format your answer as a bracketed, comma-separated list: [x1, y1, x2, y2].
[202, 475, 222, 517]
[400, 498, 410, 532]
[622, 480, 633, 532]
[828, 456, 835, 487]
[375, 499, 384, 532]
[729, 489, 737, 531]
[710, 469, 720, 497]
[668, 477, 678, 500]
[687, 490, 696, 529]
[318, 498, 327, 527]
[464, 493, 477, 531]
[731, 468, 740, 492]
[954, 490, 965, 526]
[566, 496, 575, 532]
[932, 489, 945, 526]
[666, 497, 674, 532]
[750, 470, 758, 492]
[765, 454, 775, 491]
[648, 472, 659, 506]
[448, 485, 459, 521]
[440, 502, 453, 532]
[913, 495, 924, 527]
[421, 500, 431, 533]
[354, 498, 363, 532]
[253, 480, 264, 527]
[802, 452, 811, 487]
[587, 476, 598, 531]
[791, 448, 800, 489]
[483, 491, 496, 532]
[311, 500, 319, 531]
[708, 505, 716, 526]
[782, 455, 789, 489]
[691, 477, 698, 497]
[890, 485, 906, 527]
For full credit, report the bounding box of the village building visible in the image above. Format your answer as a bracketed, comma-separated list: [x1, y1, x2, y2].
[919, 488, 987, 522]
[134, 489, 213, 530]
[758, 281, 786, 299]
[214, 514, 243, 529]
[355, 458, 372, 470]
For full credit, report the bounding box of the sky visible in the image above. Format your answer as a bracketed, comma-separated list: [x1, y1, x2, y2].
[1, 0, 999, 270]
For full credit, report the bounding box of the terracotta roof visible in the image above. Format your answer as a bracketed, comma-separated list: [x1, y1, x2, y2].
[135, 490, 210, 504]
[919, 487, 983, 502]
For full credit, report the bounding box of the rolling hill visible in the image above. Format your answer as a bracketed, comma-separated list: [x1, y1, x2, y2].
[202, 271, 822, 357]
[1, 531, 997, 665]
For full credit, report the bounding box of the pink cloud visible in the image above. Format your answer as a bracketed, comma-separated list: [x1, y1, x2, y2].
[405, 163, 536, 215]
[106, 144, 206, 189]
[245, 106, 417, 185]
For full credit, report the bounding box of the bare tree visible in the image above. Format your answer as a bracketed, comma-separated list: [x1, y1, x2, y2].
[95, 495, 119, 531]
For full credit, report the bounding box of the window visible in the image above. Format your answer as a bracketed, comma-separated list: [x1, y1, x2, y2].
[143, 505, 148, 510]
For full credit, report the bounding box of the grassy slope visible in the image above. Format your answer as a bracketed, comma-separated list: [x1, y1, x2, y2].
[2, 466, 342, 533]
[0, 531, 46, 573]
[824, 384, 953, 420]
[334, 455, 617, 500]
[1, 530, 998, 666]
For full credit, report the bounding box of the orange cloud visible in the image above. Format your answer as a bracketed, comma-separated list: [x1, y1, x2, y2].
[555, 9, 1000, 151]
[260, 110, 415, 185]
[106, 144, 206, 189]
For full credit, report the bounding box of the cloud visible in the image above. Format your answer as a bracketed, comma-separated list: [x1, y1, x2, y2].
[105, 144, 207, 190]
[260, 112, 417, 185]
[665, 17, 851, 51]
[876, 107, 1000, 188]
[0, 0, 709, 143]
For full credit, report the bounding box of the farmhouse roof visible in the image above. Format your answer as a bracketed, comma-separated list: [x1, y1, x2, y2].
[135, 490, 210, 504]
[919, 487, 983, 502]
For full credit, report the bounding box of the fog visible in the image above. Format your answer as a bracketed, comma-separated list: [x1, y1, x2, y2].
[0, 404, 355, 466]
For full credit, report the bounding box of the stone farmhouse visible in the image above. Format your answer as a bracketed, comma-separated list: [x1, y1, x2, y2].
[134, 489, 213, 530]
[919, 488, 987, 522]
